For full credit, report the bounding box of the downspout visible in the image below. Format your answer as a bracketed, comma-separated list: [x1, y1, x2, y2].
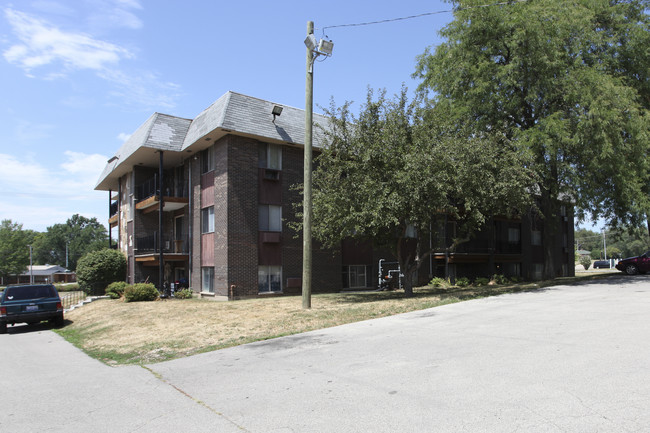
[159, 151, 165, 294]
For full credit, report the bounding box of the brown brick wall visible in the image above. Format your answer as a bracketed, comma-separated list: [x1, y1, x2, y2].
[213, 139, 229, 295]
[227, 136, 259, 298]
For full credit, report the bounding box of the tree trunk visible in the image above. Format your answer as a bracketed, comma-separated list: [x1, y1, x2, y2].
[396, 237, 415, 297]
[540, 193, 559, 280]
[402, 272, 414, 297]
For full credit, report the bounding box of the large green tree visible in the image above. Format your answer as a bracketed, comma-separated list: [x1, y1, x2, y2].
[415, 0, 650, 278]
[0, 220, 37, 280]
[309, 89, 534, 295]
[32, 214, 108, 271]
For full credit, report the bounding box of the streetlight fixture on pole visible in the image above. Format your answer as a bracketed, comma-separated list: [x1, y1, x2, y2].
[302, 21, 333, 309]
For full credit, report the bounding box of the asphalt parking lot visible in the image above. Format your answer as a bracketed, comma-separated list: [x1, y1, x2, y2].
[2, 274, 649, 432]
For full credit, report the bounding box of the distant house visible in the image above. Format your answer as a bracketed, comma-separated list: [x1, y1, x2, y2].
[1, 265, 76, 286]
[577, 249, 591, 258]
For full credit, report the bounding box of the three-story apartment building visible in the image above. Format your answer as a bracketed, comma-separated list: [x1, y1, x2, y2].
[95, 91, 574, 299]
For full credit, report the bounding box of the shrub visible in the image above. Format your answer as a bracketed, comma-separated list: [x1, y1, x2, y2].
[54, 283, 81, 292]
[429, 277, 450, 288]
[474, 277, 490, 286]
[456, 277, 470, 287]
[492, 274, 508, 285]
[76, 249, 127, 295]
[174, 289, 193, 299]
[106, 281, 129, 299]
[580, 255, 592, 270]
[124, 283, 159, 303]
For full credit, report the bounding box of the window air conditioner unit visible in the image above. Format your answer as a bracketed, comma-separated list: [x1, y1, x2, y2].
[264, 169, 280, 181]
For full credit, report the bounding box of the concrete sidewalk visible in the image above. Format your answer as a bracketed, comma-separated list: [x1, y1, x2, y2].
[2, 275, 650, 432]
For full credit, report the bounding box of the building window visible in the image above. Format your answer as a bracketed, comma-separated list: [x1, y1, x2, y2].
[259, 144, 282, 170]
[258, 266, 282, 293]
[201, 146, 215, 174]
[343, 265, 368, 289]
[503, 262, 521, 277]
[201, 206, 214, 233]
[202, 267, 214, 293]
[532, 263, 543, 280]
[531, 230, 542, 246]
[508, 227, 521, 243]
[405, 223, 417, 238]
[259, 205, 282, 232]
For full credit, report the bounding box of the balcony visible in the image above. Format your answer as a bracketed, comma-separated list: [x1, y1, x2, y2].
[495, 241, 522, 255]
[134, 233, 189, 264]
[135, 176, 189, 213]
[109, 200, 118, 227]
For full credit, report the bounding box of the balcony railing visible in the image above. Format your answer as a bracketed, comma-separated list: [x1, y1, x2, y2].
[135, 233, 189, 254]
[495, 241, 522, 255]
[433, 238, 521, 255]
[433, 238, 491, 254]
[135, 175, 188, 202]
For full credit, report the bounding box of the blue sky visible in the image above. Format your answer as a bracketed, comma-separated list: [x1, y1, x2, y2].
[0, 0, 452, 232]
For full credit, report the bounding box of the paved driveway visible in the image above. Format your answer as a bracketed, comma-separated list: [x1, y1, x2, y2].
[2, 276, 650, 432]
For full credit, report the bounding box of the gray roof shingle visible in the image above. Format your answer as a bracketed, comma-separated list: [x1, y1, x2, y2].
[96, 91, 331, 191]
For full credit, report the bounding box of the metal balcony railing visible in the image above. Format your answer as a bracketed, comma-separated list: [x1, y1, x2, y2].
[135, 175, 188, 202]
[135, 233, 189, 254]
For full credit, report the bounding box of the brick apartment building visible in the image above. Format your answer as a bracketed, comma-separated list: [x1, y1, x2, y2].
[95, 91, 574, 299]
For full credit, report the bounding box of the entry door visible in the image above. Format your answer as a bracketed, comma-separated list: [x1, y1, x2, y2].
[174, 216, 184, 252]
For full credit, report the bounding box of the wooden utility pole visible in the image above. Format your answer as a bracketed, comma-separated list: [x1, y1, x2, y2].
[302, 21, 314, 309]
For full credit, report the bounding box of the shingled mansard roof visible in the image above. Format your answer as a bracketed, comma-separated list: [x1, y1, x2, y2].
[95, 91, 330, 191]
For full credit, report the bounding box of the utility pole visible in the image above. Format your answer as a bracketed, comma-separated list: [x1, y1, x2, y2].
[28, 245, 33, 284]
[302, 20, 314, 309]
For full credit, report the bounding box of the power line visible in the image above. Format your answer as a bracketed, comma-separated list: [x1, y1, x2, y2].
[320, 0, 529, 34]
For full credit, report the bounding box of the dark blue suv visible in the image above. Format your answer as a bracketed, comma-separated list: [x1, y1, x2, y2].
[0, 284, 64, 334]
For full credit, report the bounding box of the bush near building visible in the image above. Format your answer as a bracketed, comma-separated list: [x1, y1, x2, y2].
[76, 249, 126, 295]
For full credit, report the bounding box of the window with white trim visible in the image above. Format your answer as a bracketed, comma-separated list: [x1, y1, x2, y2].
[259, 143, 282, 170]
[508, 227, 521, 243]
[343, 265, 368, 289]
[258, 266, 282, 293]
[202, 267, 214, 293]
[531, 230, 542, 246]
[259, 205, 282, 232]
[201, 206, 214, 233]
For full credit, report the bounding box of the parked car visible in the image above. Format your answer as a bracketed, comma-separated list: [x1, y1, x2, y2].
[0, 284, 64, 334]
[593, 260, 611, 269]
[615, 251, 650, 275]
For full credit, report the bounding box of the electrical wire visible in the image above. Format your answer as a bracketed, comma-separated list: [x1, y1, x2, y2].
[320, 0, 529, 36]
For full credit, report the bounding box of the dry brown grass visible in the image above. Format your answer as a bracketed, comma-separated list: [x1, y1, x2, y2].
[56, 274, 613, 365]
